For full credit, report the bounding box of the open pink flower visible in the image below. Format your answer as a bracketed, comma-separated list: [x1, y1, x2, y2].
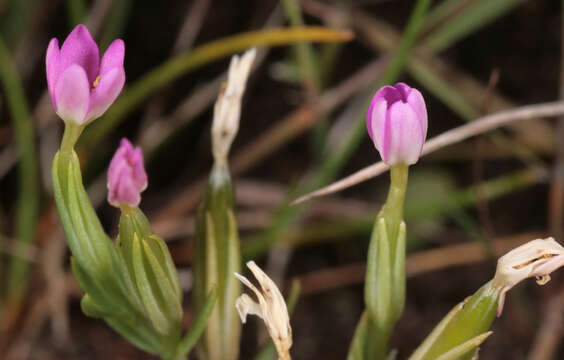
[366, 83, 427, 165]
[107, 139, 147, 208]
[46, 24, 125, 125]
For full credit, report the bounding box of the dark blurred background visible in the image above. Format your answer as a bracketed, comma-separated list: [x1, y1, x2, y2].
[0, 0, 563, 359]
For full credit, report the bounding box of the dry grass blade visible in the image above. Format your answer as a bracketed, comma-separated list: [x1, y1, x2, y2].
[297, 232, 543, 295]
[291, 101, 564, 205]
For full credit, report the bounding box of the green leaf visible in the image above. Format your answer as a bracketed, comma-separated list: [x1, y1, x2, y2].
[347, 311, 370, 360]
[409, 281, 500, 360]
[435, 332, 492, 360]
[176, 287, 218, 358]
[409, 299, 467, 360]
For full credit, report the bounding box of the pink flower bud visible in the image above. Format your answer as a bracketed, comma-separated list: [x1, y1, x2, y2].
[107, 138, 147, 208]
[46, 24, 125, 125]
[366, 83, 428, 165]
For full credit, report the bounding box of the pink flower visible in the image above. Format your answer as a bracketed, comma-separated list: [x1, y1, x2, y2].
[366, 83, 427, 165]
[107, 138, 147, 208]
[46, 24, 125, 125]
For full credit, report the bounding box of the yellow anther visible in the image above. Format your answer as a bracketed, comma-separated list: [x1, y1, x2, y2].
[93, 75, 102, 88]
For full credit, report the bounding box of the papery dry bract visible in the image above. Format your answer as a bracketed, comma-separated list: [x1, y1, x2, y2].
[212, 48, 256, 165]
[235, 261, 292, 360]
[493, 237, 564, 316]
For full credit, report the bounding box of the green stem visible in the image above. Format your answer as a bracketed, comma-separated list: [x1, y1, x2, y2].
[380, 164, 409, 244]
[366, 323, 390, 360]
[58, 123, 84, 190]
[61, 123, 84, 154]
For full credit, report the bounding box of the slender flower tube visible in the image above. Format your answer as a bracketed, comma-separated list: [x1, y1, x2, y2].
[366, 83, 427, 165]
[46, 24, 125, 125]
[107, 138, 148, 208]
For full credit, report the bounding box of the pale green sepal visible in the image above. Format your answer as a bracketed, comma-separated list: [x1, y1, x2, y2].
[52, 152, 97, 273]
[140, 239, 183, 323]
[204, 212, 221, 359]
[435, 332, 492, 360]
[114, 242, 144, 313]
[365, 217, 392, 331]
[192, 162, 241, 360]
[176, 286, 218, 358]
[150, 234, 182, 301]
[70, 257, 129, 318]
[222, 209, 242, 358]
[132, 234, 170, 334]
[347, 311, 370, 360]
[81, 294, 106, 319]
[66, 159, 103, 267]
[391, 221, 406, 321]
[105, 316, 163, 356]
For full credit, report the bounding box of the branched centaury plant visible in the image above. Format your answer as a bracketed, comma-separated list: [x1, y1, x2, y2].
[409, 237, 564, 360]
[193, 48, 257, 360]
[48, 25, 216, 360]
[235, 261, 293, 360]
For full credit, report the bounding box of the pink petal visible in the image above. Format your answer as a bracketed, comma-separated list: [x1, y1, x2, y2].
[368, 98, 389, 160]
[378, 85, 403, 105]
[46, 38, 60, 108]
[108, 164, 140, 207]
[54, 65, 90, 124]
[107, 138, 147, 207]
[130, 148, 148, 191]
[406, 88, 428, 137]
[387, 102, 424, 165]
[394, 82, 412, 101]
[85, 67, 125, 122]
[100, 39, 125, 76]
[59, 24, 99, 84]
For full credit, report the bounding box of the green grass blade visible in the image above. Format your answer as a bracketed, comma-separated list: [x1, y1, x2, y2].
[65, 0, 87, 27]
[423, 0, 523, 52]
[80, 27, 353, 149]
[99, 0, 133, 50]
[0, 36, 38, 303]
[176, 287, 218, 358]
